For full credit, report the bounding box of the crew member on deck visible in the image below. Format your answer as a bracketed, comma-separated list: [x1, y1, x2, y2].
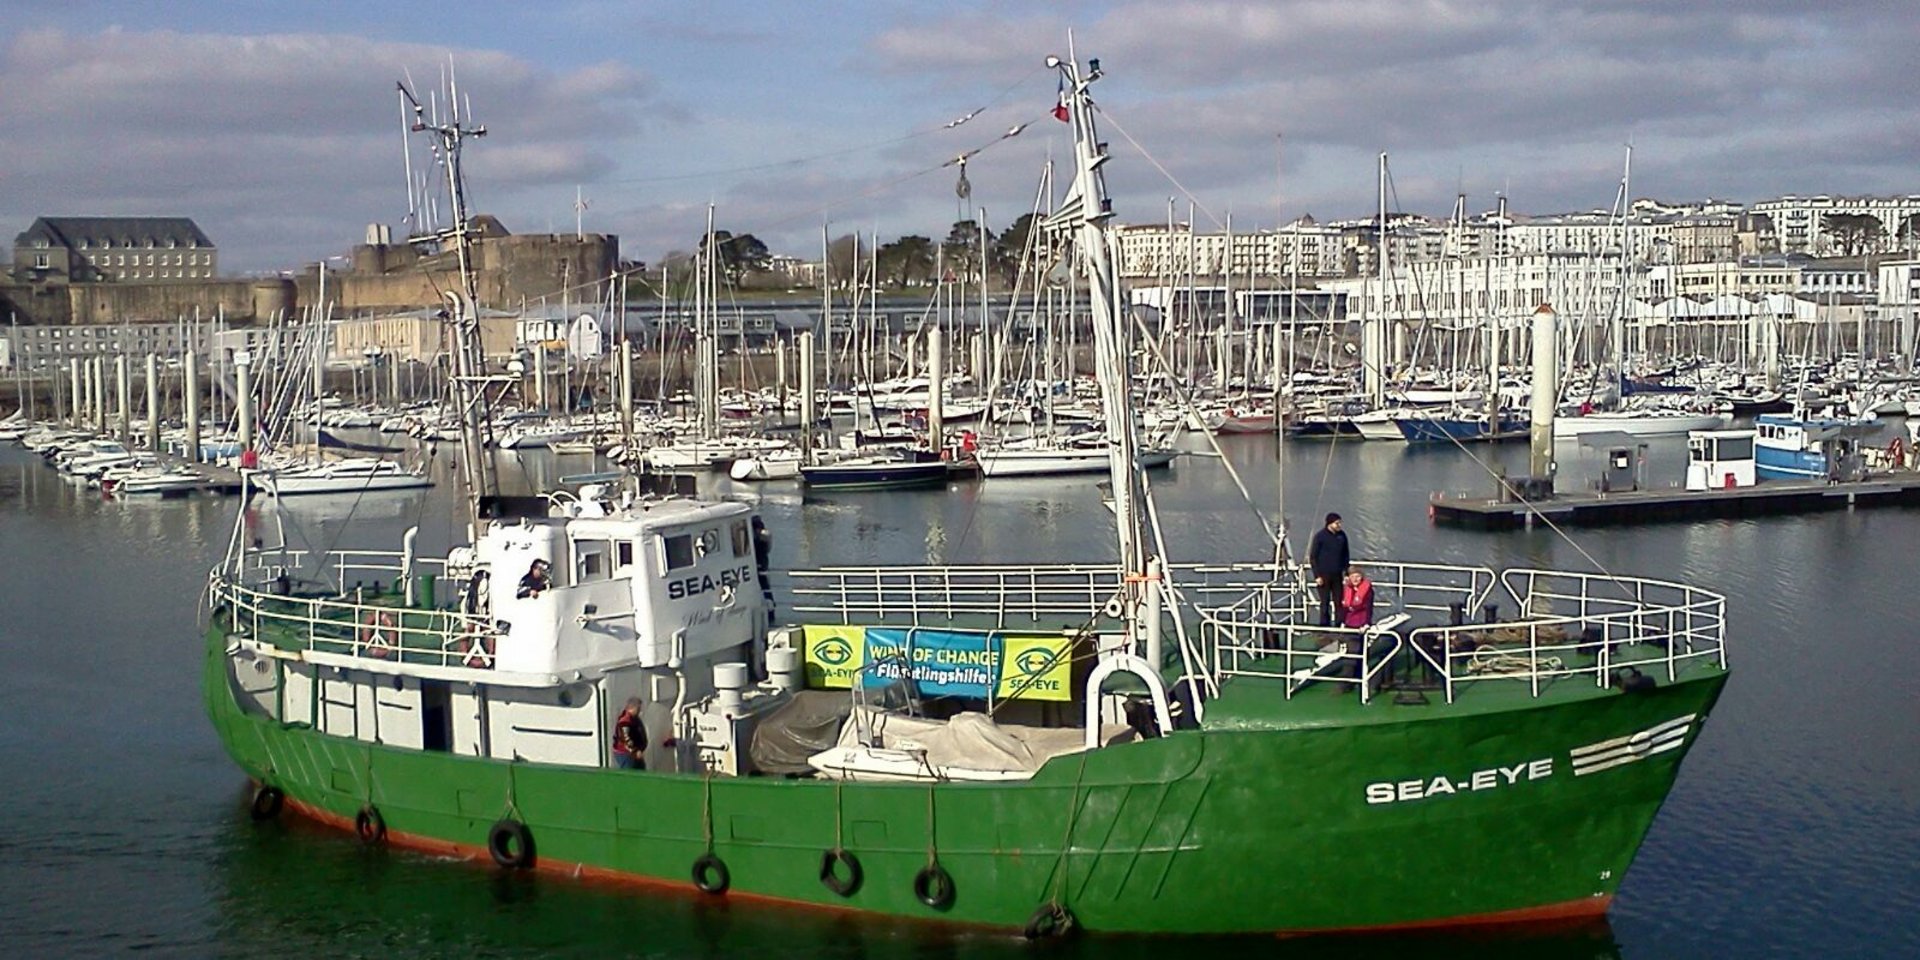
[1338, 565, 1376, 693]
[1341, 566, 1375, 629]
[1308, 513, 1350, 627]
[516, 558, 552, 599]
[613, 697, 646, 769]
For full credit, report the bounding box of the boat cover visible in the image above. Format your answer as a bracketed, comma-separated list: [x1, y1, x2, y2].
[316, 428, 404, 454]
[824, 705, 1129, 776]
[749, 689, 853, 775]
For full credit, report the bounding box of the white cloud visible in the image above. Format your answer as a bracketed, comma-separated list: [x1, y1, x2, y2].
[868, 1, 1920, 228]
[0, 28, 656, 270]
[3, 4, 1917, 277]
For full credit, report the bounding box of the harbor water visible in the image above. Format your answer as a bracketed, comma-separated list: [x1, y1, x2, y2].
[1, 433, 1915, 958]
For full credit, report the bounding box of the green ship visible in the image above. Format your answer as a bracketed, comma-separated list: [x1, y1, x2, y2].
[204, 55, 1728, 936]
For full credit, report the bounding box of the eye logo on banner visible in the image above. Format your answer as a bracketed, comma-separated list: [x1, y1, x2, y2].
[1015, 646, 1058, 678]
[801, 626, 866, 688]
[815, 637, 853, 666]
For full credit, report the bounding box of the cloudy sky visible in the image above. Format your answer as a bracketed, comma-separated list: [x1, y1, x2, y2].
[3, 1, 1914, 273]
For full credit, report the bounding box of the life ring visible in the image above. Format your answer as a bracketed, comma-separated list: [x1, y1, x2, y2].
[355, 805, 387, 845]
[1022, 902, 1076, 940]
[487, 819, 536, 870]
[249, 785, 284, 822]
[819, 847, 863, 897]
[691, 852, 731, 895]
[913, 862, 956, 910]
[358, 611, 397, 659]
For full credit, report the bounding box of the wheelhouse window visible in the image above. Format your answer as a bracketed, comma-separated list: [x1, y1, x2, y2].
[731, 520, 751, 557]
[574, 539, 612, 583]
[662, 534, 695, 572]
[616, 540, 635, 570]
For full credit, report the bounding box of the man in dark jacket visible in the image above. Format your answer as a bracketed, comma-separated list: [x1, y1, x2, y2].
[1308, 513, 1350, 626]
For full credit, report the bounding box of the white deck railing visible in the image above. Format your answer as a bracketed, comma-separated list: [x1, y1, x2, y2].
[216, 553, 1725, 706]
[235, 546, 459, 606]
[1399, 568, 1728, 703]
[212, 547, 491, 676]
[213, 573, 494, 673]
[781, 560, 1726, 706]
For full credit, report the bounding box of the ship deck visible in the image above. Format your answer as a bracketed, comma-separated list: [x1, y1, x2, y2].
[1197, 639, 1724, 730]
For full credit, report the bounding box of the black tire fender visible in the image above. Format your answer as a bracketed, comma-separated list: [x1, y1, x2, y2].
[1023, 902, 1076, 940]
[913, 862, 955, 910]
[354, 805, 386, 845]
[819, 847, 863, 897]
[691, 852, 731, 895]
[249, 786, 284, 822]
[487, 818, 535, 870]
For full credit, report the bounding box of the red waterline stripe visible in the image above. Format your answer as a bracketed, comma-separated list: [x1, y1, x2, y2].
[1275, 894, 1613, 938]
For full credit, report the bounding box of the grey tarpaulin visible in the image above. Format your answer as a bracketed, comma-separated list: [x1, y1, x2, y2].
[749, 690, 854, 776]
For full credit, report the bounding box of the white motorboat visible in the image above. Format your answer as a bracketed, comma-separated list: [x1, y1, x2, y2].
[59, 440, 139, 478]
[1552, 408, 1731, 440]
[107, 465, 203, 495]
[976, 437, 1177, 478]
[642, 436, 792, 473]
[497, 421, 589, 450]
[253, 458, 432, 496]
[1350, 408, 1410, 442]
[729, 449, 805, 481]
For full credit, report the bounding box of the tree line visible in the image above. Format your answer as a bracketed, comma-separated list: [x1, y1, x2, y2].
[636, 213, 1046, 294]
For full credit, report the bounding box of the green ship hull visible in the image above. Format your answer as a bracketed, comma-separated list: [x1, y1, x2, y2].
[205, 613, 1727, 935]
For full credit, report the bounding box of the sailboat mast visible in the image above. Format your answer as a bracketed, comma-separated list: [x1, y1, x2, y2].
[1615, 145, 1633, 391]
[1368, 153, 1389, 405]
[699, 205, 718, 438]
[820, 222, 831, 442]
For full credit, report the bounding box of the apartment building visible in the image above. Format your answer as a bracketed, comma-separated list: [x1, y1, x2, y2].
[12, 217, 218, 284]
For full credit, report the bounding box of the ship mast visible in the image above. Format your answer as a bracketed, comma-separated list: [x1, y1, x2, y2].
[1045, 52, 1158, 658]
[400, 79, 496, 517]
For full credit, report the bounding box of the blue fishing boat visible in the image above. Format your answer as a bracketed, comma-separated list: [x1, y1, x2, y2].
[1753, 412, 1872, 481]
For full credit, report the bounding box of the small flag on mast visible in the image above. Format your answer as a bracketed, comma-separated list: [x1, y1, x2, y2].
[1052, 78, 1070, 123]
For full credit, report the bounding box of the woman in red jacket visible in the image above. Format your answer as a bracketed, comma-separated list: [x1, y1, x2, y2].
[1341, 566, 1374, 629]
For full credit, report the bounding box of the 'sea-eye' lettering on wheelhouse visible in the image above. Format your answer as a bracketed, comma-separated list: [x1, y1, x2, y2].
[666, 565, 755, 600]
[1364, 758, 1554, 805]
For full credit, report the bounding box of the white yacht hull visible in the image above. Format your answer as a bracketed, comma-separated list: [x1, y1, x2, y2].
[253, 468, 432, 496]
[1552, 411, 1730, 439]
[1351, 410, 1408, 441]
[977, 446, 1176, 478]
[729, 456, 803, 481]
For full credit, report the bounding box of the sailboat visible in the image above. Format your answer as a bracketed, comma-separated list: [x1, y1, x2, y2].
[249, 326, 433, 496]
[203, 55, 1727, 936]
